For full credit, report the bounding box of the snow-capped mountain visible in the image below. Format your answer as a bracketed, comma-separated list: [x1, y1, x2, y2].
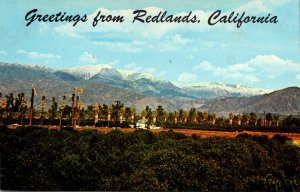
[1, 62, 298, 114]
[63, 64, 114, 80]
[1, 62, 270, 100]
[180, 82, 271, 98]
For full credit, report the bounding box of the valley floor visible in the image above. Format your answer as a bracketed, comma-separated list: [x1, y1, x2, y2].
[7, 125, 300, 145]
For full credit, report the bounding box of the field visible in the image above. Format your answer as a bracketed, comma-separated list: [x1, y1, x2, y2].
[35, 126, 300, 144]
[7, 124, 300, 145]
[1, 125, 300, 191]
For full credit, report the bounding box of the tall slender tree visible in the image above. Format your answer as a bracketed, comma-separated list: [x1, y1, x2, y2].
[41, 96, 46, 125]
[59, 95, 66, 128]
[29, 87, 37, 126]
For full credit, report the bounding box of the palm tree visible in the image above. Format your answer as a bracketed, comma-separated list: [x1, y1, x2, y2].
[141, 109, 147, 121]
[178, 109, 184, 123]
[29, 87, 37, 126]
[203, 112, 208, 124]
[49, 97, 58, 125]
[216, 117, 225, 126]
[174, 111, 179, 124]
[77, 102, 84, 127]
[70, 93, 75, 127]
[156, 105, 166, 125]
[130, 108, 136, 123]
[0, 93, 6, 125]
[273, 115, 280, 126]
[182, 111, 188, 123]
[19, 93, 27, 125]
[59, 95, 66, 128]
[41, 96, 46, 125]
[92, 103, 100, 127]
[152, 110, 157, 124]
[162, 111, 168, 122]
[228, 112, 234, 125]
[5, 93, 14, 120]
[242, 114, 250, 125]
[107, 106, 113, 127]
[266, 113, 273, 126]
[188, 108, 196, 124]
[167, 112, 175, 124]
[119, 108, 125, 123]
[124, 107, 131, 123]
[208, 113, 216, 125]
[249, 112, 258, 125]
[237, 113, 242, 126]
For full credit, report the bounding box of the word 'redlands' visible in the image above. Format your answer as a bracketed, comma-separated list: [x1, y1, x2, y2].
[25, 9, 278, 28]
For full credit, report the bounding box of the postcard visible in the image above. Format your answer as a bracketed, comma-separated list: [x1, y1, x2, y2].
[0, 0, 300, 191]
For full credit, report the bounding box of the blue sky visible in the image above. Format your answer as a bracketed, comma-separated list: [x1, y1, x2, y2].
[0, 0, 299, 90]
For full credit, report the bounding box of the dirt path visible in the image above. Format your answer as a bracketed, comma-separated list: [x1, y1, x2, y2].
[78, 127, 300, 145]
[7, 125, 300, 145]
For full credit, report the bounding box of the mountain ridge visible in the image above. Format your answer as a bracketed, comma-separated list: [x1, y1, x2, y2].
[1, 62, 298, 114]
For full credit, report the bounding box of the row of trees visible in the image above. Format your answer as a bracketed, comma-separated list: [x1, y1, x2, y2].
[0, 90, 299, 127]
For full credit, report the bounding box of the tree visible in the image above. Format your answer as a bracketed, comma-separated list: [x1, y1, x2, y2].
[141, 109, 147, 121]
[188, 108, 197, 124]
[19, 93, 27, 125]
[207, 113, 216, 125]
[77, 102, 84, 127]
[242, 114, 250, 125]
[173, 111, 179, 124]
[92, 103, 100, 127]
[266, 113, 273, 126]
[124, 107, 132, 123]
[156, 106, 165, 125]
[273, 115, 280, 126]
[49, 97, 58, 124]
[178, 109, 184, 123]
[5, 93, 14, 119]
[236, 114, 242, 126]
[112, 101, 124, 123]
[0, 94, 6, 125]
[29, 87, 37, 126]
[119, 108, 125, 123]
[167, 112, 175, 124]
[182, 111, 188, 123]
[40, 96, 46, 125]
[152, 111, 157, 124]
[59, 95, 66, 128]
[249, 112, 258, 125]
[107, 106, 112, 127]
[228, 112, 234, 125]
[130, 108, 136, 123]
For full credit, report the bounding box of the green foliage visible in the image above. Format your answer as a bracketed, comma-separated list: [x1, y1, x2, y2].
[1, 126, 300, 191]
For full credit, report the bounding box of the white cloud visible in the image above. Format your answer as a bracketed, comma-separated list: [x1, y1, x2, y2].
[79, 51, 97, 64]
[296, 74, 300, 80]
[194, 61, 214, 70]
[0, 50, 7, 56]
[195, 55, 299, 84]
[93, 41, 144, 53]
[17, 49, 61, 62]
[177, 72, 197, 83]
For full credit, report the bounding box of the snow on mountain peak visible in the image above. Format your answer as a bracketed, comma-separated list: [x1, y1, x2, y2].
[63, 64, 113, 80]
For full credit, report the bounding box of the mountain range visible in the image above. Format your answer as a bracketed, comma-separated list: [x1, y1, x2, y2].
[0, 62, 299, 115]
